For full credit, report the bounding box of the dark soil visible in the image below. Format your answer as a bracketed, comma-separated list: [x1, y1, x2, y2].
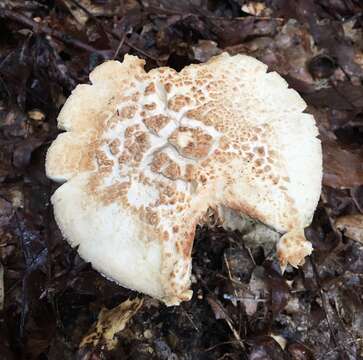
[1, 1, 363, 359]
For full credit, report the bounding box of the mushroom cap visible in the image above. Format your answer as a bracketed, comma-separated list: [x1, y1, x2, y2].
[46, 53, 322, 305]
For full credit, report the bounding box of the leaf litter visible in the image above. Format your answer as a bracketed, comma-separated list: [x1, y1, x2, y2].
[0, 0, 363, 359]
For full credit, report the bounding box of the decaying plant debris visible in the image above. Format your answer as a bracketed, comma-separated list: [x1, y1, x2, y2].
[0, 1, 363, 359]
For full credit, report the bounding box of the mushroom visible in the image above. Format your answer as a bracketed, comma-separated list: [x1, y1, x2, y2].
[46, 53, 322, 305]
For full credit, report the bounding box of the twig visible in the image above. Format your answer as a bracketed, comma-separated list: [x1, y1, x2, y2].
[207, 296, 246, 351]
[217, 354, 235, 360]
[216, 272, 242, 285]
[310, 258, 348, 358]
[0, 8, 108, 58]
[225, 319, 245, 351]
[2, 2, 48, 11]
[329, 297, 357, 354]
[181, 305, 200, 332]
[224, 252, 240, 302]
[67, 0, 98, 20]
[246, 246, 256, 266]
[204, 340, 241, 352]
[223, 294, 267, 303]
[113, 32, 127, 60]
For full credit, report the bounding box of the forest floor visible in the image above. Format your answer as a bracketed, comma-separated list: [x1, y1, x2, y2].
[1, 1, 363, 359]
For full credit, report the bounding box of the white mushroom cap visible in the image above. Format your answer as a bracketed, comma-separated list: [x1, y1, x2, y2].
[46, 53, 322, 305]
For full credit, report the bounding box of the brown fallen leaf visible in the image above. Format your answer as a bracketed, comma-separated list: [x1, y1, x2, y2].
[191, 40, 221, 62]
[270, 333, 287, 350]
[237, 266, 268, 317]
[322, 140, 363, 189]
[336, 214, 363, 243]
[230, 20, 316, 88]
[304, 82, 363, 110]
[0, 198, 13, 227]
[79, 297, 143, 351]
[61, 0, 115, 26]
[242, 2, 269, 16]
[27, 109, 46, 122]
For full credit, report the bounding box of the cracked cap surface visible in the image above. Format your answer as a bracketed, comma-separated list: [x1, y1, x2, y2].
[46, 53, 322, 305]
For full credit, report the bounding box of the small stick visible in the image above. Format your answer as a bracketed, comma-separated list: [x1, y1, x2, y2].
[113, 32, 127, 59]
[181, 305, 200, 333]
[224, 252, 240, 302]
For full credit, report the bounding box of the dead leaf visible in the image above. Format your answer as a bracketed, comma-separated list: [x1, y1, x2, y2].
[240, 266, 268, 316]
[268, 276, 290, 315]
[0, 198, 13, 227]
[223, 247, 255, 283]
[248, 336, 286, 360]
[304, 82, 363, 110]
[322, 140, 363, 189]
[270, 333, 287, 350]
[210, 17, 278, 47]
[241, 2, 271, 16]
[80, 297, 144, 351]
[336, 214, 363, 243]
[27, 109, 46, 122]
[232, 20, 316, 88]
[12, 139, 44, 169]
[62, 0, 115, 26]
[191, 40, 221, 62]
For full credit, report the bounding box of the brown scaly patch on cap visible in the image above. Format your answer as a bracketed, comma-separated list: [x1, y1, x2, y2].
[168, 127, 214, 160]
[143, 114, 171, 135]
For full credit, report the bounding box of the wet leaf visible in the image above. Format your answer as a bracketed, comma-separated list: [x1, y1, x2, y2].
[268, 276, 289, 316]
[223, 247, 255, 283]
[191, 40, 221, 62]
[79, 297, 144, 351]
[12, 139, 43, 169]
[242, 2, 270, 16]
[240, 266, 268, 316]
[336, 214, 363, 243]
[248, 336, 287, 360]
[0, 197, 13, 227]
[322, 140, 363, 189]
